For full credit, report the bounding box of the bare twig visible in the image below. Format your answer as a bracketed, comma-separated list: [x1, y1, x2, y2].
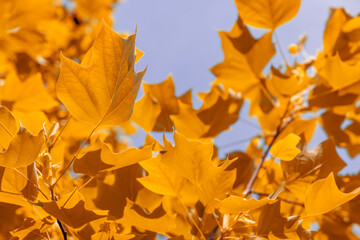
[48, 115, 72, 153]
[253, 191, 304, 207]
[243, 101, 292, 197]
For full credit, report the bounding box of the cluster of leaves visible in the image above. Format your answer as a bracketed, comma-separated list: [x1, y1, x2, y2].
[1, 0, 360, 239]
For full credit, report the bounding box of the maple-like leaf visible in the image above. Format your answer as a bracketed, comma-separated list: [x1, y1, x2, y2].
[160, 132, 236, 209]
[122, 199, 177, 234]
[0, 128, 44, 168]
[11, 216, 55, 240]
[234, 0, 301, 29]
[304, 172, 360, 216]
[40, 190, 107, 229]
[211, 18, 275, 116]
[316, 53, 360, 90]
[2, 73, 58, 112]
[73, 139, 152, 176]
[256, 201, 300, 238]
[57, 20, 146, 128]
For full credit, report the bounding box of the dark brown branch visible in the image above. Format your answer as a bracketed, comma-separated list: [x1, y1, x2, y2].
[50, 189, 67, 240]
[57, 219, 67, 240]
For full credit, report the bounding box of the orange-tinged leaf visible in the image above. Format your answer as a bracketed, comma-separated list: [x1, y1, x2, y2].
[0, 128, 44, 168]
[161, 132, 236, 209]
[0, 106, 17, 149]
[12, 110, 49, 136]
[131, 93, 161, 132]
[57, 20, 146, 127]
[122, 199, 177, 234]
[41, 190, 107, 229]
[270, 133, 301, 161]
[316, 53, 360, 90]
[132, 76, 181, 132]
[211, 18, 275, 116]
[73, 140, 152, 176]
[305, 172, 360, 216]
[2, 73, 58, 112]
[219, 195, 275, 214]
[234, 0, 301, 29]
[11, 216, 55, 240]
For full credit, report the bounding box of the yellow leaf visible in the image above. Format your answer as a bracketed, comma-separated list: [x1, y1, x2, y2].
[122, 199, 176, 234]
[12, 110, 49, 136]
[270, 133, 301, 161]
[219, 195, 275, 214]
[316, 53, 360, 90]
[211, 18, 275, 116]
[161, 132, 236, 209]
[2, 73, 58, 112]
[73, 139, 152, 176]
[0, 106, 17, 149]
[57, 20, 146, 128]
[11, 216, 55, 240]
[0, 128, 44, 168]
[305, 172, 360, 216]
[41, 190, 107, 229]
[132, 76, 180, 132]
[234, 0, 301, 29]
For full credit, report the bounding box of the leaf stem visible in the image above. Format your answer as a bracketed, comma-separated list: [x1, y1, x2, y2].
[274, 30, 288, 65]
[48, 115, 72, 153]
[51, 121, 100, 189]
[253, 191, 304, 206]
[12, 168, 49, 200]
[178, 197, 206, 240]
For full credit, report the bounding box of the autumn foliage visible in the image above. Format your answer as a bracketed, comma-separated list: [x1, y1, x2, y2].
[1, 0, 360, 239]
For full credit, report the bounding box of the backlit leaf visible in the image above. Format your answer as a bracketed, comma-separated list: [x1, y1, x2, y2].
[234, 0, 301, 29]
[305, 172, 360, 216]
[57, 20, 146, 127]
[0, 128, 44, 168]
[270, 133, 301, 161]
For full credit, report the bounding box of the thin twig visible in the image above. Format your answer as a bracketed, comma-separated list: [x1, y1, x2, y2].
[253, 191, 304, 207]
[51, 122, 100, 188]
[274, 30, 288, 65]
[48, 115, 72, 153]
[243, 101, 292, 197]
[12, 168, 49, 200]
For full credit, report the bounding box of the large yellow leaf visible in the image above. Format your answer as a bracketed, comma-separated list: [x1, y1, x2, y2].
[270, 133, 301, 161]
[161, 132, 236, 209]
[57, 20, 146, 127]
[211, 18, 275, 116]
[41, 190, 107, 229]
[0, 128, 44, 168]
[73, 140, 153, 176]
[305, 172, 360, 216]
[234, 0, 301, 29]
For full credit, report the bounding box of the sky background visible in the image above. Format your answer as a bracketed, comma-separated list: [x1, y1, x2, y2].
[113, 0, 360, 175]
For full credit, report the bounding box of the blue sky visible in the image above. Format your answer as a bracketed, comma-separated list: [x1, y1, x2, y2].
[113, 0, 360, 174]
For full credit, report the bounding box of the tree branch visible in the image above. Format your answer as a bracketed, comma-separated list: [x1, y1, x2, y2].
[243, 101, 292, 197]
